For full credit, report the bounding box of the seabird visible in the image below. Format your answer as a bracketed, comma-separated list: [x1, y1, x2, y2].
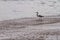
[36, 12, 44, 17]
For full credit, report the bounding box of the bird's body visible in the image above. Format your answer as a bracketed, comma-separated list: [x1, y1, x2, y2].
[36, 12, 44, 21]
[36, 12, 44, 17]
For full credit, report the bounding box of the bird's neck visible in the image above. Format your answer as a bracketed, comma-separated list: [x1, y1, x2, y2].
[37, 13, 38, 16]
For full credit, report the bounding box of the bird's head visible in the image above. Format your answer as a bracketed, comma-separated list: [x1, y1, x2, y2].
[35, 12, 38, 14]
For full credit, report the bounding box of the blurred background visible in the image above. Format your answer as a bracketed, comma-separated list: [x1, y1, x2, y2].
[0, 0, 60, 21]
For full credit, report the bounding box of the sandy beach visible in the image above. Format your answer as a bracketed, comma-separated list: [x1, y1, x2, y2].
[0, 17, 60, 40]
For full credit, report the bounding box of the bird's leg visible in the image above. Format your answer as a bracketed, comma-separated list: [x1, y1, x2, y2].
[41, 17, 43, 22]
[38, 17, 42, 22]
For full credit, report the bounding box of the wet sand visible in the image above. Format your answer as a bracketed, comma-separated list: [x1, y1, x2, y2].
[0, 17, 60, 40]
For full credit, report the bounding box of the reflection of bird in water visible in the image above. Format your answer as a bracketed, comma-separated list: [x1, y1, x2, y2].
[36, 12, 44, 21]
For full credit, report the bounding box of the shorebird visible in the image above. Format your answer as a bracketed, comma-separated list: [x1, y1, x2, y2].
[36, 12, 44, 17]
[36, 12, 44, 21]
